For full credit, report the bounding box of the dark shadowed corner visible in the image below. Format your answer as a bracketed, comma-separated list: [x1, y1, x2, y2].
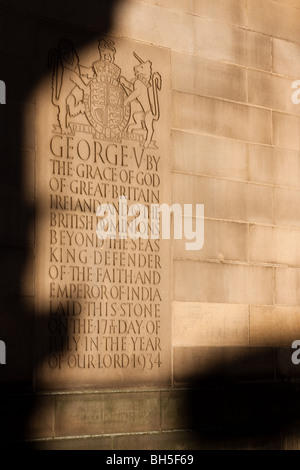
[0, 0, 121, 448]
[173, 346, 300, 450]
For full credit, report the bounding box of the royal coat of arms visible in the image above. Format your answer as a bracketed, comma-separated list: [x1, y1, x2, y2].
[49, 38, 162, 149]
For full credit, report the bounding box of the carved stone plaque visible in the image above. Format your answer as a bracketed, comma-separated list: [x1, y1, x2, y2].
[35, 34, 171, 390]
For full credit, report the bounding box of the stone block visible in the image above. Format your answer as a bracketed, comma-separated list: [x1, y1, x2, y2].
[54, 392, 161, 437]
[174, 260, 273, 304]
[172, 92, 272, 144]
[172, 130, 247, 181]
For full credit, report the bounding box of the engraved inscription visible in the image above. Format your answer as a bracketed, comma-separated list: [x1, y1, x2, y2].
[36, 35, 171, 389]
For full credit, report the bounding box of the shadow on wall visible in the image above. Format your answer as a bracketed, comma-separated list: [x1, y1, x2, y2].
[0, 0, 300, 450]
[0, 0, 121, 447]
[175, 347, 300, 450]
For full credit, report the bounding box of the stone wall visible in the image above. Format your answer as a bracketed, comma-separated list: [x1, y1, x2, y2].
[1, 0, 300, 450]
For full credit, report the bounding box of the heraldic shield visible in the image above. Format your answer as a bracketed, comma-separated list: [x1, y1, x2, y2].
[84, 60, 131, 140]
[49, 37, 162, 147]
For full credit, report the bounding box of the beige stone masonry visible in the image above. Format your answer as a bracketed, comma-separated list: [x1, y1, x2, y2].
[250, 225, 300, 266]
[172, 52, 247, 103]
[174, 261, 273, 304]
[248, 0, 300, 43]
[172, 173, 273, 225]
[273, 38, 300, 78]
[275, 267, 300, 305]
[274, 187, 300, 228]
[172, 131, 247, 181]
[113, 1, 272, 70]
[248, 70, 300, 115]
[272, 112, 300, 150]
[173, 302, 249, 347]
[172, 92, 272, 144]
[174, 219, 248, 263]
[158, 0, 247, 28]
[248, 145, 300, 188]
[250, 306, 300, 346]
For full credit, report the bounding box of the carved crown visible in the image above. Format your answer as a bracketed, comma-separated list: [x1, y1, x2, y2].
[93, 60, 121, 80]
